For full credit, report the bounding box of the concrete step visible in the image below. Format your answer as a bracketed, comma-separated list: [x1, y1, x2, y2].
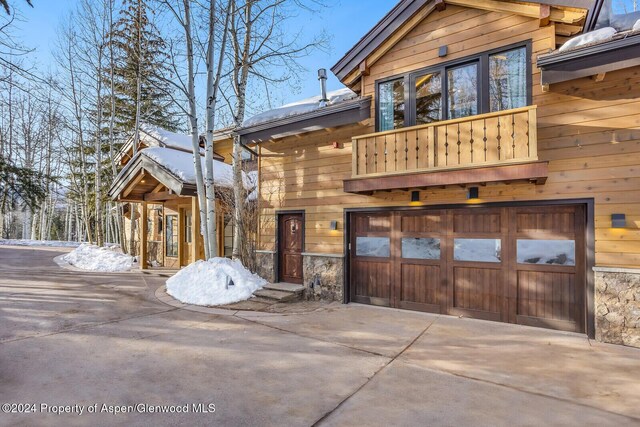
[253, 288, 301, 302]
[263, 282, 305, 294]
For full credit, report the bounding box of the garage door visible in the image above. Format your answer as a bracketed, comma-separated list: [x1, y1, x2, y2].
[349, 205, 585, 333]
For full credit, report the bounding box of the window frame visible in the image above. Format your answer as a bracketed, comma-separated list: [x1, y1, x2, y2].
[375, 41, 532, 132]
[165, 214, 179, 258]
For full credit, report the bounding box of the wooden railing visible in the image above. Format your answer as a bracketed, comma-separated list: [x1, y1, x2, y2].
[352, 106, 538, 178]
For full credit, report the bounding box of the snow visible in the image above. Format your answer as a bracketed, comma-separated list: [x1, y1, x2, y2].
[166, 257, 267, 306]
[142, 147, 238, 188]
[634, 19, 640, 31]
[558, 27, 617, 52]
[63, 243, 134, 272]
[0, 239, 82, 248]
[140, 123, 203, 154]
[242, 88, 357, 127]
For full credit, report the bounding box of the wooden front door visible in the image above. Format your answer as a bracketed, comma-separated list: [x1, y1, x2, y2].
[278, 213, 304, 284]
[349, 204, 586, 333]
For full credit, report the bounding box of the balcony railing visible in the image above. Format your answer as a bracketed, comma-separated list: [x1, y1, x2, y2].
[352, 106, 538, 178]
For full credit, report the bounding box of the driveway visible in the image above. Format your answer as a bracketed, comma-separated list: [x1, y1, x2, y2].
[0, 246, 639, 426]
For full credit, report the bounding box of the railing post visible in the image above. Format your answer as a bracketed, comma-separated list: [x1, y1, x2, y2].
[528, 106, 538, 160]
[428, 126, 436, 168]
[351, 137, 358, 177]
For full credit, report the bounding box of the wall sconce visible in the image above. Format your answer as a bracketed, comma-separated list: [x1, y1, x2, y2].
[467, 187, 479, 200]
[411, 191, 420, 202]
[611, 213, 626, 228]
[330, 220, 338, 231]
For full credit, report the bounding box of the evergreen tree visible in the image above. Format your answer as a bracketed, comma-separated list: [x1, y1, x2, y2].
[109, 0, 178, 135]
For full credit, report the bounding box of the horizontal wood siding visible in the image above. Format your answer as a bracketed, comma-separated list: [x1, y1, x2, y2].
[244, 6, 640, 268]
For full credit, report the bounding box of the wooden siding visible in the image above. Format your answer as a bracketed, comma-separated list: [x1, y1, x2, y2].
[229, 5, 640, 269]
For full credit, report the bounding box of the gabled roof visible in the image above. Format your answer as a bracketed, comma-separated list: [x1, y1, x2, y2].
[331, 0, 594, 89]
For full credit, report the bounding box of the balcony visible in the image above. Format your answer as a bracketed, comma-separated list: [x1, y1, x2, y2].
[344, 106, 548, 194]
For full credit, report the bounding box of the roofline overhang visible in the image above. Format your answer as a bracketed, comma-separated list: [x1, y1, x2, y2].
[538, 34, 640, 85]
[236, 97, 371, 144]
[331, 0, 597, 86]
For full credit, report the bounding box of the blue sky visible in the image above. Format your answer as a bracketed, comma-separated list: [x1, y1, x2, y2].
[13, 0, 396, 105]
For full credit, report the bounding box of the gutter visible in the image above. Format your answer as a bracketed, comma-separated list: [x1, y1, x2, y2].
[537, 33, 640, 67]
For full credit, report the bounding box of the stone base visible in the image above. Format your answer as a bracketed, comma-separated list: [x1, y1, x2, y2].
[595, 267, 640, 348]
[255, 251, 276, 284]
[302, 254, 344, 302]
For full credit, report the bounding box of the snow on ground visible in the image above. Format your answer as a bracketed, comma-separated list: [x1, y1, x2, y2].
[63, 243, 134, 272]
[242, 88, 357, 127]
[166, 257, 267, 306]
[0, 239, 82, 248]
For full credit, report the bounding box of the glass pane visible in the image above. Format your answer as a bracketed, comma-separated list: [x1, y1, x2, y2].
[595, 0, 640, 31]
[402, 237, 440, 259]
[517, 240, 576, 265]
[454, 238, 501, 262]
[489, 47, 527, 112]
[378, 79, 405, 131]
[165, 215, 178, 257]
[415, 72, 442, 124]
[356, 236, 390, 258]
[447, 63, 478, 119]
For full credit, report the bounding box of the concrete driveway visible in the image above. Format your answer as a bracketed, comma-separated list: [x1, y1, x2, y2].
[0, 246, 639, 426]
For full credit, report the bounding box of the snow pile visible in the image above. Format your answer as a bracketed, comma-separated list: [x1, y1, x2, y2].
[558, 27, 617, 52]
[140, 123, 203, 154]
[166, 257, 267, 306]
[243, 88, 357, 127]
[63, 243, 134, 272]
[0, 239, 82, 248]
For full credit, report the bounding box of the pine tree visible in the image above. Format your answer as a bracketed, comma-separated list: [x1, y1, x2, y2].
[109, 0, 178, 135]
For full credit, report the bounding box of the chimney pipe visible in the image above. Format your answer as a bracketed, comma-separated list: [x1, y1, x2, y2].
[318, 68, 328, 107]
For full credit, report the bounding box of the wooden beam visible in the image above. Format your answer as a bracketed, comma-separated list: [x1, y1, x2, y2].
[358, 60, 369, 76]
[143, 191, 181, 202]
[140, 202, 148, 269]
[122, 172, 145, 198]
[151, 183, 165, 193]
[434, 0, 446, 12]
[555, 23, 582, 36]
[446, 0, 540, 18]
[549, 8, 587, 24]
[592, 72, 606, 82]
[539, 4, 550, 27]
[343, 161, 549, 193]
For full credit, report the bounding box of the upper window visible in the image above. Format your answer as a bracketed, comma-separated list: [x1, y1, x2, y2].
[595, 0, 640, 32]
[378, 78, 405, 131]
[376, 44, 530, 131]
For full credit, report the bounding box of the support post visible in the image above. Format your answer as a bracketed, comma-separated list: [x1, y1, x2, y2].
[140, 202, 148, 269]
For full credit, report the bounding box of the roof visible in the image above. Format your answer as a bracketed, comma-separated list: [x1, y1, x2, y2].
[109, 146, 254, 201]
[331, 0, 595, 87]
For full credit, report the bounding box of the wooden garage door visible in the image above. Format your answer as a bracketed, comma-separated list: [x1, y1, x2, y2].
[349, 205, 586, 333]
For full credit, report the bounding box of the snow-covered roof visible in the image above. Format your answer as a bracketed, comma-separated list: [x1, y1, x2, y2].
[558, 26, 617, 52]
[242, 88, 358, 128]
[142, 147, 250, 189]
[139, 123, 204, 155]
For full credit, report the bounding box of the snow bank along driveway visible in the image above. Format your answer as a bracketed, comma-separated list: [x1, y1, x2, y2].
[63, 244, 134, 272]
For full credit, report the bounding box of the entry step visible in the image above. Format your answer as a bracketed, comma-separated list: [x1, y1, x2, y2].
[263, 282, 305, 293]
[253, 287, 303, 302]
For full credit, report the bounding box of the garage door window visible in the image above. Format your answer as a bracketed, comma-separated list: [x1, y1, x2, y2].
[356, 237, 390, 257]
[517, 239, 575, 265]
[454, 238, 501, 262]
[402, 237, 440, 259]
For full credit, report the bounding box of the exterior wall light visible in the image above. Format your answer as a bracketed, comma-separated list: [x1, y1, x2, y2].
[467, 187, 479, 200]
[330, 220, 338, 231]
[611, 213, 626, 228]
[411, 191, 420, 202]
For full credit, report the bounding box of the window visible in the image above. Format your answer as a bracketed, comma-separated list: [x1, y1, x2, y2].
[376, 44, 530, 131]
[415, 72, 442, 124]
[517, 240, 575, 265]
[402, 237, 440, 259]
[378, 78, 405, 131]
[595, 0, 640, 31]
[489, 47, 527, 112]
[454, 238, 502, 263]
[447, 63, 478, 119]
[184, 213, 192, 244]
[356, 237, 391, 257]
[166, 215, 178, 257]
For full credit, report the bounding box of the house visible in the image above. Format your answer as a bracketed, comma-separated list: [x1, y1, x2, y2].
[108, 124, 249, 268]
[215, 0, 640, 347]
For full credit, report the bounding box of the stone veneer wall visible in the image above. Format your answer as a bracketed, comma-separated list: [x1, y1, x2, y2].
[302, 254, 344, 301]
[595, 267, 640, 348]
[255, 251, 276, 284]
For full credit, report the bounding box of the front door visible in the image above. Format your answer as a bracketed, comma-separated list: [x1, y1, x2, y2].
[278, 213, 304, 284]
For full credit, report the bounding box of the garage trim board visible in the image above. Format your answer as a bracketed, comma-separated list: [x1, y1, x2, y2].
[345, 200, 594, 335]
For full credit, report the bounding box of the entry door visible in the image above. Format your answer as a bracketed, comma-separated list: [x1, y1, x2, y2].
[278, 213, 304, 284]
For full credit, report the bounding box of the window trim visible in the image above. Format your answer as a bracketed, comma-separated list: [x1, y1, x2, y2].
[375, 40, 532, 131]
